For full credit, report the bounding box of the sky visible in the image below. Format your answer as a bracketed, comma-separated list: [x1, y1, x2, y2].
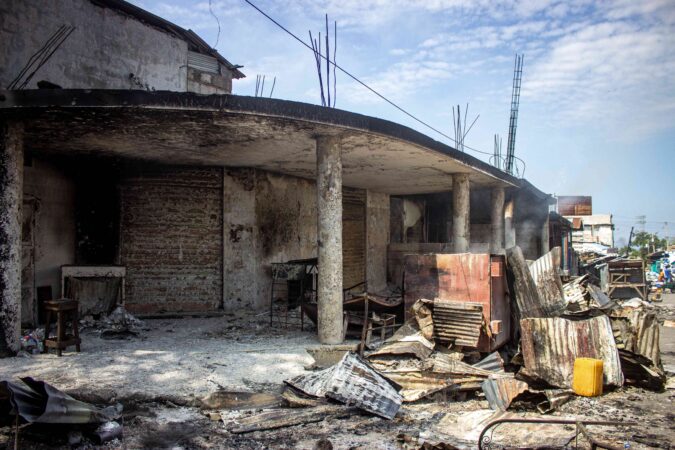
[131, 0, 675, 245]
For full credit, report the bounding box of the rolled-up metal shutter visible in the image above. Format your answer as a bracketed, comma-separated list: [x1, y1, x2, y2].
[342, 188, 366, 289]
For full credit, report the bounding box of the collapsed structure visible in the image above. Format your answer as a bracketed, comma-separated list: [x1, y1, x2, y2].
[0, 0, 555, 353]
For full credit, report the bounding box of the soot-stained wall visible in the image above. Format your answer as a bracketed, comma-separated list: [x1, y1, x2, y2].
[222, 169, 318, 311]
[22, 158, 76, 310]
[119, 166, 223, 314]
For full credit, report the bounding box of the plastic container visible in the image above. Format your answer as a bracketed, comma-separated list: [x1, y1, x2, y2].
[572, 357, 603, 397]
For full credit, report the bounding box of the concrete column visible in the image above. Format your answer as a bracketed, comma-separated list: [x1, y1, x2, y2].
[504, 196, 516, 249]
[316, 135, 343, 344]
[490, 187, 505, 254]
[541, 214, 550, 255]
[0, 122, 23, 356]
[452, 174, 470, 253]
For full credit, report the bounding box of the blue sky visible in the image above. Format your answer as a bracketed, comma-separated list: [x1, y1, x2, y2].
[132, 0, 675, 245]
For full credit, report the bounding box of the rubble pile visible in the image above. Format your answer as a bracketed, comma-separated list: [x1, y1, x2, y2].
[207, 245, 667, 448]
[80, 305, 147, 339]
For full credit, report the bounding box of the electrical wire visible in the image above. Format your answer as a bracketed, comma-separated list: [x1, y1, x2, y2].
[242, 0, 523, 170]
[209, 0, 221, 49]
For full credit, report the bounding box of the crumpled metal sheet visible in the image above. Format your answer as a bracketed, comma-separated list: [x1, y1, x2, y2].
[610, 307, 660, 367]
[482, 378, 529, 411]
[424, 353, 495, 378]
[482, 378, 573, 413]
[0, 377, 121, 424]
[285, 352, 402, 419]
[506, 246, 566, 319]
[527, 247, 568, 317]
[520, 316, 623, 388]
[411, 299, 434, 341]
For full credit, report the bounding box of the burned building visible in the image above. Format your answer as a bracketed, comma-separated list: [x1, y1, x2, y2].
[0, 0, 553, 354]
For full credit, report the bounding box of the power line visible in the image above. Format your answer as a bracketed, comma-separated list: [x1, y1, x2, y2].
[241, 0, 506, 161]
[209, 0, 221, 49]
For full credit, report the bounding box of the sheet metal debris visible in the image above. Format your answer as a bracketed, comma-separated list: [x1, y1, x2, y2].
[610, 306, 660, 367]
[507, 246, 566, 319]
[482, 378, 529, 411]
[528, 247, 567, 316]
[285, 352, 402, 419]
[520, 316, 623, 388]
[473, 351, 505, 373]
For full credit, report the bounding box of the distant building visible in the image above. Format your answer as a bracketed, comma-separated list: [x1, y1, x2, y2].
[556, 196, 614, 251]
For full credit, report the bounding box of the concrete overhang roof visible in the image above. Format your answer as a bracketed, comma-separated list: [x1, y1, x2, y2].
[0, 89, 521, 195]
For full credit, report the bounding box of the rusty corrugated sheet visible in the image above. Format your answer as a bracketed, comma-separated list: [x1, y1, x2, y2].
[610, 308, 660, 366]
[286, 352, 402, 419]
[342, 188, 366, 289]
[473, 351, 505, 373]
[432, 300, 483, 347]
[520, 316, 623, 388]
[528, 247, 567, 316]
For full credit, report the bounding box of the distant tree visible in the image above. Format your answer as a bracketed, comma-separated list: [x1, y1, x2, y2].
[628, 231, 668, 259]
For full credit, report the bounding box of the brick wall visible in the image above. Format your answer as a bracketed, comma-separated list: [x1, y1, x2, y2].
[119, 166, 223, 313]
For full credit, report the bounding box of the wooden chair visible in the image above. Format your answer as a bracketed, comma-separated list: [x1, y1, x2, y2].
[43, 299, 81, 357]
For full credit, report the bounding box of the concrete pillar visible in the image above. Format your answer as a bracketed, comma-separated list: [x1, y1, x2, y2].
[504, 196, 516, 249]
[490, 187, 505, 254]
[541, 214, 550, 255]
[452, 174, 470, 253]
[316, 135, 343, 344]
[0, 122, 23, 356]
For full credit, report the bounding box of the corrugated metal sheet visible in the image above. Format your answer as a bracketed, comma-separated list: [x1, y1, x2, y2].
[432, 300, 483, 347]
[285, 352, 402, 419]
[482, 378, 529, 411]
[473, 351, 505, 373]
[342, 188, 366, 289]
[187, 50, 220, 73]
[528, 247, 567, 316]
[520, 316, 623, 388]
[610, 308, 660, 366]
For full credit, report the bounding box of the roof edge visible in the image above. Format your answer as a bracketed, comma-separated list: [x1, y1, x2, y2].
[0, 89, 532, 187]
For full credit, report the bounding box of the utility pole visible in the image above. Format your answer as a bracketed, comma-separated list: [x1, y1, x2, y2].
[636, 215, 646, 232]
[627, 226, 634, 247]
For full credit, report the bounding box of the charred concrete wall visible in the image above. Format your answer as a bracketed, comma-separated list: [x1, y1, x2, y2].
[119, 167, 223, 314]
[0, 0, 189, 91]
[222, 168, 318, 311]
[22, 158, 76, 309]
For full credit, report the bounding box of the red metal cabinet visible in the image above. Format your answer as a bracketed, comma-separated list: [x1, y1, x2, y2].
[403, 253, 510, 352]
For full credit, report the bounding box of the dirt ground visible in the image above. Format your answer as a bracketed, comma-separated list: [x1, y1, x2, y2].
[1, 296, 674, 449]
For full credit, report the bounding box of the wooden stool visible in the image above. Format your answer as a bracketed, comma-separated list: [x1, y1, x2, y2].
[43, 299, 81, 356]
